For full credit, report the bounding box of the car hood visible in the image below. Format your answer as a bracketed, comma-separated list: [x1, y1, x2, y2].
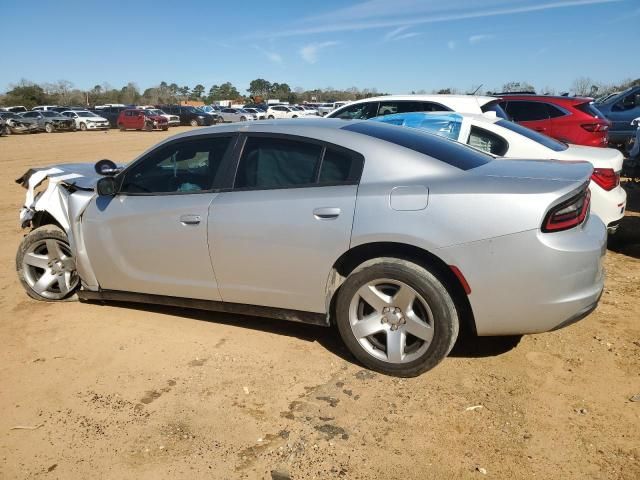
[84, 116, 108, 122]
[16, 162, 123, 191]
[558, 145, 624, 172]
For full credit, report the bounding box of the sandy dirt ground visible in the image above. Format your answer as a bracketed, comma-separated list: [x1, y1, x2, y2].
[0, 128, 638, 480]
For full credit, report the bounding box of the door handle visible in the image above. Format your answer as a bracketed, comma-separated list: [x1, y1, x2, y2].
[313, 207, 341, 220]
[535, 128, 547, 132]
[179, 214, 201, 225]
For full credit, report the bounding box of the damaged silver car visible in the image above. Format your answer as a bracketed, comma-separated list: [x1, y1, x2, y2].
[0, 111, 40, 134]
[19, 110, 76, 133]
[15, 120, 606, 376]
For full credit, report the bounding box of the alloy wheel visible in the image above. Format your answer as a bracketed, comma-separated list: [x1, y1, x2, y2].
[348, 279, 434, 364]
[21, 238, 79, 300]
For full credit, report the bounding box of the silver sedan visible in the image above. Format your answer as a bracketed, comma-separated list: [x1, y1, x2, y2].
[218, 108, 257, 122]
[15, 119, 605, 376]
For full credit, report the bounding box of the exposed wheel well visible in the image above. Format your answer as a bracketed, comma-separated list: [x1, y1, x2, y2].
[31, 211, 64, 231]
[328, 242, 477, 336]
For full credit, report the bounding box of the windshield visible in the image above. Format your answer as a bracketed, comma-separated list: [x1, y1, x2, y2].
[496, 119, 568, 152]
[42, 111, 60, 117]
[77, 111, 97, 117]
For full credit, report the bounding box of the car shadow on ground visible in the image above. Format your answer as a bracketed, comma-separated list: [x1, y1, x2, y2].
[606, 181, 640, 259]
[87, 300, 523, 366]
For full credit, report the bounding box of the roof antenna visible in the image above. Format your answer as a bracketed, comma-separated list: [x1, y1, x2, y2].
[470, 84, 483, 95]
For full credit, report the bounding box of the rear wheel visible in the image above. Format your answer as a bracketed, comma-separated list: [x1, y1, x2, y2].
[240, 116, 246, 121]
[79, 122, 87, 131]
[335, 258, 458, 377]
[118, 123, 125, 131]
[268, 115, 275, 119]
[1, 124, 10, 136]
[190, 119, 199, 127]
[16, 225, 79, 301]
[44, 123, 54, 133]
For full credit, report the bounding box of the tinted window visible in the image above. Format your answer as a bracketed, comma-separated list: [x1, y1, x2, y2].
[378, 101, 449, 116]
[613, 93, 640, 112]
[120, 137, 232, 194]
[22, 112, 38, 118]
[481, 101, 509, 120]
[547, 104, 566, 118]
[42, 111, 60, 117]
[504, 101, 550, 121]
[575, 102, 606, 118]
[332, 102, 379, 119]
[235, 137, 322, 189]
[496, 119, 568, 152]
[342, 121, 492, 170]
[467, 126, 508, 156]
[318, 148, 363, 184]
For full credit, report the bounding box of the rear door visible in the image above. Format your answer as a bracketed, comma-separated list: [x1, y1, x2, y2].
[208, 134, 364, 313]
[503, 100, 554, 136]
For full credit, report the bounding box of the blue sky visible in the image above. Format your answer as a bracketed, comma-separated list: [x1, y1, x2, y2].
[1, 0, 638, 94]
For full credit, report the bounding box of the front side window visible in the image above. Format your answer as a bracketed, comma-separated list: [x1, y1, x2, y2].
[467, 126, 508, 156]
[613, 93, 640, 111]
[332, 102, 379, 119]
[23, 112, 39, 118]
[120, 137, 232, 194]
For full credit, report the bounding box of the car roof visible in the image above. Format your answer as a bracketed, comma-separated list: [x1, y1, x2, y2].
[334, 94, 499, 108]
[499, 94, 593, 105]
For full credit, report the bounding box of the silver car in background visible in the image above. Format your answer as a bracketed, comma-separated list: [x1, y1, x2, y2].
[15, 119, 605, 376]
[218, 108, 257, 122]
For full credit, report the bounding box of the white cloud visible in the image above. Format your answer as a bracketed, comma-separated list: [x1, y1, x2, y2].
[383, 25, 410, 41]
[395, 32, 421, 40]
[468, 34, 495, 44]
[447, 40, 456, 50]
[248, 0, 621, 38]
[253, 46, 283, 64]
[299, 41, 340, 63]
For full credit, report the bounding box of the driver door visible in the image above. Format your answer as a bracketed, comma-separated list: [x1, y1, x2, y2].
[82, 134, 236, 300]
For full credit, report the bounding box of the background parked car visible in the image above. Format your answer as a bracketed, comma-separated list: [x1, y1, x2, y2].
[0, 111, 39, 134]
[372, 111, 626, 232]
[61, 110, 110, 130]
[92, 105, 128, 128]
[157, 105, 218, 126]
[117, 109, 168, 131]
[20, 110, 75, 133]
[137, 107, 180, 126]
[6, 106, 28, 113]
[32, 105, 60, 111]
[266, 105, 302, 119]
[326, 95, 507, 120]
[218, 108, 256, 122]
[498, 94, 610, 147]
[595, 86, 640, 147]
[242, 107, 266, 119]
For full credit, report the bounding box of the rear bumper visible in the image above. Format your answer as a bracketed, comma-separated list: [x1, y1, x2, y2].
[590, 182, 626, 227]
[438, 215, 606, 336]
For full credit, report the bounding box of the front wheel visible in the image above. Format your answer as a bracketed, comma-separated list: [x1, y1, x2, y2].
[44, 123, 54, 133]
[189, 119, 199, 127]
[79, 122, 87, 131]
[267, 115, 275, 119]
[16, 225, 80, 301]
[335, 258, 459, 377]
[118, 123, 125, 131]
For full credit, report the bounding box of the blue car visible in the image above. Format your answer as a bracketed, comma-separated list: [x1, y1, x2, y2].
[595, 86, 640, 146]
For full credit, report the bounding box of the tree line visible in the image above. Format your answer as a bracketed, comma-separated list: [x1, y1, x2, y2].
[1, 77, 638, 109]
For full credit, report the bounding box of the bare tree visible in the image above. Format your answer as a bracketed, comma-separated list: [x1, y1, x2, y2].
[571, 77, 595, 96]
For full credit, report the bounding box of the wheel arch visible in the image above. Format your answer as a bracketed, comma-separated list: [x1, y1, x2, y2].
[31, 210, 65, 232]
[325, 241, 477, 336]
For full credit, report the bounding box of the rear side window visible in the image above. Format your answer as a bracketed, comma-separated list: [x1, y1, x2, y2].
[481, 101, 509, 120]
[504, 101, 550, 121]
[377, 101, 449, 116]
[235, 137, 364, 189]
[342, 121, 492, 170]
[468, 126, 508, 156]
[332, 102, 379, 119]
[236, 137, 322, 188]
[575, 102, 606, 119]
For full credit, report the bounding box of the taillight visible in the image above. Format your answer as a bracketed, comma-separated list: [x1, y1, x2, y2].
[542, 189, 590, 232]
[581, 123, 608, 132]
[591, 168, 619, 191]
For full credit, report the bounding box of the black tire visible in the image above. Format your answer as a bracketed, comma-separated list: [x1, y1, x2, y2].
[79, 122, 87, 131]
[292, 115, 298, 118]
[16, 225, 79, 302]
[44, 123, 54, 133]
[118, 123, 125, 131]
[268, 115, 275, 119]
[1, 124, 9, 136]
[335, 258, 459, 377]
[240, 116, 246, 121]
[190, 119, 199, 127]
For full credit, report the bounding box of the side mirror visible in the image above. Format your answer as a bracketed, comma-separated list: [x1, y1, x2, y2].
[96, 177, 117, 196]
[94, 158, 119, 176]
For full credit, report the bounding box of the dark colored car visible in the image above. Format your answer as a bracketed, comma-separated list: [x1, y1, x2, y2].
[0, 112, 39, 134]
[92, 106, 128, 128]
[117, 109, 168, 131]
[157, 105, 218, 126]
[20, 110, 76, 133]
[499, 95, 610, 147]
[595, 86, 640, 147]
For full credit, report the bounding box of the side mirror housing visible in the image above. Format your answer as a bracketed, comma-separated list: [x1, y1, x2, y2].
[96, 177, 117, 196]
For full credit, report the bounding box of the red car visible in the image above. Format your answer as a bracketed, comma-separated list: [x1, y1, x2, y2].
[499, 95, 610, 147]
[117, 109, 168, 131]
